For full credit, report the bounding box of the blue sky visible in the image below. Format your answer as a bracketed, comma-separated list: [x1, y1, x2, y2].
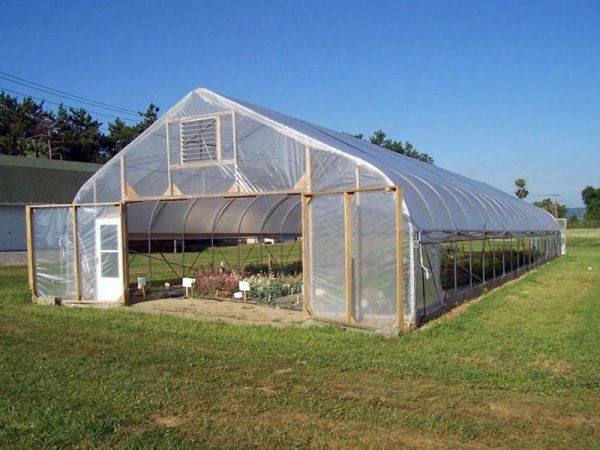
[1, 0, 598, 206]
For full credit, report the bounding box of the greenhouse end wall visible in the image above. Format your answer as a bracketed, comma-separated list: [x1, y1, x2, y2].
[27, 204, 127, 304]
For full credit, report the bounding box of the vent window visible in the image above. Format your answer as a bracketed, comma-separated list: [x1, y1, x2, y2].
[181, 118, 218, 164]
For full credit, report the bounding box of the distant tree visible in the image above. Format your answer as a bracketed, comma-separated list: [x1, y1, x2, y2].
[350, 129, 434, 164]
[567, 213, 580, 224]
[533, 198, 568, 218]
[0, 91, 54, 157]
[515, 178, 529, 199]
[104, 103, 160, 159]
[53, 104, 108, 162]
[582, 186, 600, 220]
[0, 91, 159, 163]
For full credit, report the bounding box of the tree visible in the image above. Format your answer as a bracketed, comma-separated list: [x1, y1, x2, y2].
[515, 178, 529, 199]
[350, 129, 434, 164]
[104, 103, 160, 159]
[533, 198, 567, 218]
[0, 91, 54, 157]
[53, 105, 107, 162]
[0, 91, 160, 163]
[582, 186, 600, 220]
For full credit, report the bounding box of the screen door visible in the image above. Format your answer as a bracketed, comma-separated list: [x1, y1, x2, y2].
[95, 217, 123, 301]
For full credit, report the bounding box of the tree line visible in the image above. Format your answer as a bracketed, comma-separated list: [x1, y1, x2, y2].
[0, 91, 159, 163]
[514, 178, 600, 221]
[350, 130, 434, 164]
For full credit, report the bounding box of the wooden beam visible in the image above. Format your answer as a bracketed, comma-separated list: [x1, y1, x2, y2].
[232, 111, 239, 193]
[395, 186, 405, 333]
[344, 191, 353, 325]
[301, 194, 312, 317]
[167, 110, 233, 124]
[25, 206, 35, 295]
[305, 185, 396, 197]
[305, 145, 312, 192]
[27, 201, 122, 209]
[125, 182, 140, 200]
[119, 202, 130, 305]
[165, 121, 174, 196]
[71, 206, 81, 301]
[216, 115, 222, 161]
[120, 154, 126, 201]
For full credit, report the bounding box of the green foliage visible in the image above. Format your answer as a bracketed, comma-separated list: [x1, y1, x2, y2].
[582, 186, 600, 220]
[533, 198, 568, 218]
[247, 274, 303, 303]
[244, 260, 302, 276]
[105, 103, 159, 159]
[0, 91, 53, 157]
[350, 129, 434, 164]
[514, 178, 529, 199]
[0, 90, 159, 162]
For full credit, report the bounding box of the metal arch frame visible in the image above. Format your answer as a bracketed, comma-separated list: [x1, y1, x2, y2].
[181, 198, 201, 276]
[235, 196, 265, 268]
[210, 198, 235, 267]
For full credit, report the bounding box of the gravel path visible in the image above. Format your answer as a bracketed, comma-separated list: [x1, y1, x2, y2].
[129, 297, 307, 328]
[0, 252, 27, 266]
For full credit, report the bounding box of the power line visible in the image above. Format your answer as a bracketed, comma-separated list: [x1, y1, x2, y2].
[0, 86, 139, 123]
[0, 71, 141, 118]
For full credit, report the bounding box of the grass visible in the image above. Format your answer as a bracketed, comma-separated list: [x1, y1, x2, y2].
[0, 232, 598, 448]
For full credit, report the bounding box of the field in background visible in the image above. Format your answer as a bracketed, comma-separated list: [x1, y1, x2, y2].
[0, 233, 598, 448]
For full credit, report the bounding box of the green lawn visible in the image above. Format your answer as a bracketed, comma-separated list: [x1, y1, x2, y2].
[0, 232, 598, 448]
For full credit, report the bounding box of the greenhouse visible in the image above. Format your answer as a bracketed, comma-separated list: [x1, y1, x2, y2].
[26, 88, 561, 334]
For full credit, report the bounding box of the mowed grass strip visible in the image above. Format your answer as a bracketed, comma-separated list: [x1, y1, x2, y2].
[0, 233, 598, 448]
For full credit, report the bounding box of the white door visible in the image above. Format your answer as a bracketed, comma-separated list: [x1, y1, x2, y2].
[95, 217, 123, 301]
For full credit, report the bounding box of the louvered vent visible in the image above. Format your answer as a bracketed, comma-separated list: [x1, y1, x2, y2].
[180, 118, 217, 164]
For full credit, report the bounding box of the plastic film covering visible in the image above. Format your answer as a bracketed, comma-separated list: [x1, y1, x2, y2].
[32, 207, 76, 299]
[404, 223, 416, 326]
[76, 205, 121, 301]
[307, 194, 346, 321]
[415, 243, 443, 316]
[126, 195, 302, 239]
[228, 92, 559, 240]
[75, 87, 557, 243]
[351, 191, 397, 330]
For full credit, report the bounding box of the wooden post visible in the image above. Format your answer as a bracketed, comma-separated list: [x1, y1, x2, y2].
[395, 187, 405, 333]
[119, 202, 130, 305]
[232, 111, 239, 192]
[72, 206, 81, 301]
[25, 206, 35, 295]
[301, 194, 311, 316]
[344, 192, 353, 325]
[166, 121, 174, 196]
[120, 154, 126, 200]
[305, 145, 312, 192]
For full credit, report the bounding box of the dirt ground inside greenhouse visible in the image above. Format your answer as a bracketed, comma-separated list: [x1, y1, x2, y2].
[127, 297, 307, 328]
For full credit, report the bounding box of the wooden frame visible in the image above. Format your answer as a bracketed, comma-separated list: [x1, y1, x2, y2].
[344, 191, 354, 324]
[119, 202, 130, 305]
[28, 184, 405, 333]
[72, 206, 81, 301]
[395, 186, 404, 332]
[302, 185, 404, 333]
[25, 205, 35, 293]
[28, 203, 127, 304]
[301, 194, 312, 317]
